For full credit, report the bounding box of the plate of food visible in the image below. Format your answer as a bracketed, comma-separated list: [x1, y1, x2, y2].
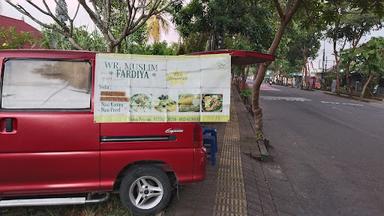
[154, 95, 177, 112]
[202, 94, 223, 112]
[130, 93, 152, 112]
[178, 94, 200, 112]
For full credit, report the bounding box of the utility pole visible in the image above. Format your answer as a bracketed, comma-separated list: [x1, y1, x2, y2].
[322, 40, 326, 78]
[320, 40, 326, 89]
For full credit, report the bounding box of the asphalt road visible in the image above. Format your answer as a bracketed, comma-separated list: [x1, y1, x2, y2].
[260, 84, 384, 216]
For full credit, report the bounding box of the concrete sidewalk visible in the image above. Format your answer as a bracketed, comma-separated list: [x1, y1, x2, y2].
[164, 90, 301, 216]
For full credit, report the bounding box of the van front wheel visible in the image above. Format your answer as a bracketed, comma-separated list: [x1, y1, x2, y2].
[119, 166, 172, 216]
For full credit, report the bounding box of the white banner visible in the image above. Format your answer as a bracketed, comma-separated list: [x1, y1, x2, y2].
[94, 53, 231, 122]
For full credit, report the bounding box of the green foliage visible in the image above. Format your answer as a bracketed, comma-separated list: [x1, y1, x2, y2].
[41, 26, 107, 51]
[0, 27, 34, 49]
[224, 34, 254, 51]
[172, 0, 273, 51]
[147, 42, 178, 55]
[341, 37, 384, 97]
[342, 37, 384, 76]
[342, 11, 383, 44]
[119, 25, 149, 53]
[177, 32, 209, 54]
[127, 42, 178, 55]
[271, 16, 321, 77]
[349, 0, 384, 17]
[119, 26, 178, 55]
[41, 23, 177, 56]
[322, 1, 383, 47]
[286, 21, 321, 69]
[240, 88, 252, 98]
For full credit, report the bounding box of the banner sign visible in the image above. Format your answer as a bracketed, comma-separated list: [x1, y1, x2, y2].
[94, 53, 231, 122]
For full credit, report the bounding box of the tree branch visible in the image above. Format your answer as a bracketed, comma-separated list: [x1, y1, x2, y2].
[284, 0, 301, 24]
[78, 0, 115, 43]
[41, 0, 54, 17]
[273, 0, 285, 20]
[72, 3, 81, 21]
[157, 1, 173, 13]
[6, 0, 84, 50]
[341, 38, 347, 51]
[353, 29, 365, 48]
[24, 0, 50, 16]
[6, 1, 52, 29]
[115, 0, 167, 48]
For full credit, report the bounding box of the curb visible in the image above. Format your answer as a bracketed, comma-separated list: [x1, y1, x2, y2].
[323, 91, 378, 103]
[234, 88, 270, 161]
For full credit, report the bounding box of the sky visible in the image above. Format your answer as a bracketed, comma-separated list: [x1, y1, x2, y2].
[312, 29, 384, 73]
[1, 0, 384, 72]
[0, 0, 180, 42]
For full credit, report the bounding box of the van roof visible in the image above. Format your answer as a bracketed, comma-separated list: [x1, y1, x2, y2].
[0, 49, 95, 54]
[0, 49, 96, 59]
[0, 49, 275, 65]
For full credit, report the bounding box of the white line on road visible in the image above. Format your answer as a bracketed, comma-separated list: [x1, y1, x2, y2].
[261, 96, 311, 102]
[320, 101, 340, 105]
[320, 101, 363, 107]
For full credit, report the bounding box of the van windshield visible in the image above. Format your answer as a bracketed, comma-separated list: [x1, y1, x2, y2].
[1, 59, 91, 109]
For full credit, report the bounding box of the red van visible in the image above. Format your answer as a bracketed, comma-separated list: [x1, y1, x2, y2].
[0, 50, 206, 215]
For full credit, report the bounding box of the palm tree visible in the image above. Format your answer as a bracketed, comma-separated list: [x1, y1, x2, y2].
[147, 14, 170, 43]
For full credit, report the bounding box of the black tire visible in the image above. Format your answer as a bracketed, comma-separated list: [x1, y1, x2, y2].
[119, 166, 172, 216]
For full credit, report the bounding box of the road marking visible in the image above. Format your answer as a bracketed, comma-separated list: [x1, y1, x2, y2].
[261, 96, 311, 102]
[247, 82, 281, 91]
[320, 101, 340, 105]
[321, 101, 363, 107]
[341, 102, 364, 107]
[260, 84, 281, 91]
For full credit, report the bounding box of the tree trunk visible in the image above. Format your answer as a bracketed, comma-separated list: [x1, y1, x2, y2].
[361, 72, 373, 98]
[345, 61, 352, 96]
[251, 0, 301, 132]
[332, 40, 340, 95]
[252, 22, 284, 131]
[301, 66, 305, 89]
[302, 48, 309, 89]
[346, 41, 360, 97]
[240, 66, 246, 90]
[304, 65, 308, 89]
[335, 63, 340, 94]
[252, 63, 269, 131]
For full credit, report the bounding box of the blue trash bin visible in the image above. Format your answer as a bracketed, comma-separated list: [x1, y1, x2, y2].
[202, 127, 218, 165]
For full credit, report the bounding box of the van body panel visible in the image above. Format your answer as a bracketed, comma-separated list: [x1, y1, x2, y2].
[0, 50, 206, 199]
[99, 122, 199, 186]
[100, 148, 195, 189]
[0, 112, 100, 195]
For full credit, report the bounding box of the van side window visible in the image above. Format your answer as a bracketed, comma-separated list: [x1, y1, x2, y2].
[1, 59, 91, 109]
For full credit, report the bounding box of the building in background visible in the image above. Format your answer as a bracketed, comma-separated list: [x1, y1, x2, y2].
[0, 15, 42, 48]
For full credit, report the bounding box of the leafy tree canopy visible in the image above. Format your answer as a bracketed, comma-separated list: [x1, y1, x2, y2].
[342, 37, 384, 75]
[6, 0, 179, 52]
[172, 0, 273, 51]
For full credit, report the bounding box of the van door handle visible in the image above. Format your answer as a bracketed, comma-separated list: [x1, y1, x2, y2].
[4, 118, 14, 132]
[165, 128, 184, 134]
